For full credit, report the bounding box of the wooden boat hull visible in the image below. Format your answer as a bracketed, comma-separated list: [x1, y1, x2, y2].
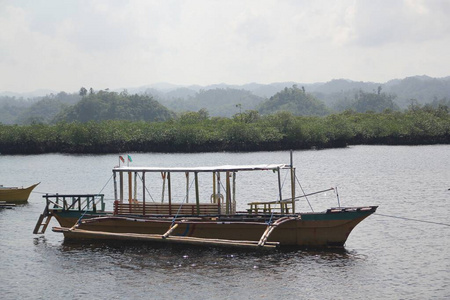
[51, 206, 377, 248]
[0, 183, 39, 203]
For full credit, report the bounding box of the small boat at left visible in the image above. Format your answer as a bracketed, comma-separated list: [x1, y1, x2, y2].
[0, 183, 40, 203]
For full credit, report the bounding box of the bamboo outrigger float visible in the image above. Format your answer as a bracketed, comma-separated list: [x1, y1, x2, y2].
[34, 154, 377, 249]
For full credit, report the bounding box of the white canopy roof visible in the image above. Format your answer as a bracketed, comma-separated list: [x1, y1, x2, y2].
[113, 164, 290, 173]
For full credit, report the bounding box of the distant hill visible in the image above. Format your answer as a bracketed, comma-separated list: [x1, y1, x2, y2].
[384, 76, 450, 108]
[258, 85, 330, 116]
[53, 91, 174, 123]
[1, 75, 449, 124]
[158, 88, 265, 117]
[0, 92, 80, 124]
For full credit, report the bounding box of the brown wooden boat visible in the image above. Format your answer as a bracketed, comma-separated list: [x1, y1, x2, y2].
[34, 154, 377, 249]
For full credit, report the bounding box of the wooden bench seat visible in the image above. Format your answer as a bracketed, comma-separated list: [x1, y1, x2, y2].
[114, 202, 220, 216]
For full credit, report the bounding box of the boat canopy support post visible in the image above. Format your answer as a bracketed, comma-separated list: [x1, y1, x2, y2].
[212, 172, 216, 201]
[119, 172, 124, 203]
[128, 171, 132, 203]
[290, 150, 296, 214]
[113, 171, 117, 202]
[232, 172, 236, 213]
[133, 172, 137, 202]
[168, 172, 172, 214]
[226, 171, 231, 214]
[195, 172, 200, 215]
[142, 172, 146, 215]
[277, 167, 284, 214]
[185, 172, 189, 203]
[161, 172, 166, 203]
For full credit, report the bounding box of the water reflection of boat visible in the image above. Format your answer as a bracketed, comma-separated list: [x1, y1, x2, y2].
[34, 154, 377, 249]
[0, 183, 39, 203]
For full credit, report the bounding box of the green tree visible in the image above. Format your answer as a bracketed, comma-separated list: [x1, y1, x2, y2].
[258, 85, 330, 116]
[79, 87, 87, 97]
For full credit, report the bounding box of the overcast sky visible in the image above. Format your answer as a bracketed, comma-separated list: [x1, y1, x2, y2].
[1, 0, 449, 93]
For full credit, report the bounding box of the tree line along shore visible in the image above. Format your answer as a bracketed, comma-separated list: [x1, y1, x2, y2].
[0, 106, 448, 154]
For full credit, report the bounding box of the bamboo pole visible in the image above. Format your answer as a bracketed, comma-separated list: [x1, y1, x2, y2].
[142, 172, 146, 215]
[128, 172, 132, 204]
[277, 167, 284, 214]
[232, 172, 236, 214]
[60, 228, 279, 249]
[134, 172, 137, 202]
[195, 172, 200, 215]
[168, 172, 172, 215]
[162, 223, 179, 239]
[119, 172, 124, 203]
[113, 171, 117, 201]
[185, 172, 189, 203]
[161, 172, 166, 203]
[226, 171, 231, 215]
[290, 151, 296, 214]
[212, 172, 216, 203]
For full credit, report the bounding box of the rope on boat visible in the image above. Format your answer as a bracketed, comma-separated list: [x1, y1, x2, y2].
[171, 176, 196, 227]
[72, 174, 113, 229]
[375, 213, 450, 227]
[266, 211, 275, 225]
[295, 174, 314, 212]
[137, 173, 155, 203]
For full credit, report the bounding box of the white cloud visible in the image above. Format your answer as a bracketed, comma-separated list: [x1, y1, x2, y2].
[0, 0, 449, 93]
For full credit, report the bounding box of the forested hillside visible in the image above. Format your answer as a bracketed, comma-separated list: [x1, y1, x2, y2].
[159, 88, 265, 117]
[0, 92, 80, 124]
[258, 85, 330, 116]
[1, 76, 450, 124]
[54, 90, 174, 123]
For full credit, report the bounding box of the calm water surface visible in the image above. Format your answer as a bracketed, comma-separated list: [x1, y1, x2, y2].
[1, 146, 449, 299]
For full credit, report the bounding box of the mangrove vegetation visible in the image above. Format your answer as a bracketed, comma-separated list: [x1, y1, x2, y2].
[0, 104, 448, 154]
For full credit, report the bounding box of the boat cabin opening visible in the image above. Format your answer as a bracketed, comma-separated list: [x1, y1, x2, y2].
[112, 164, 297, 216]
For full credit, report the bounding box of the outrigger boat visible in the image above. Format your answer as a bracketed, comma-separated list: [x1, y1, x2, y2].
[0, 182, 40, 203]
[34, 154, 377, 249]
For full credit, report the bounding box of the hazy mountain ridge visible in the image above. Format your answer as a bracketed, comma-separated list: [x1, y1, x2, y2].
[1, 75, 449, 124]
[2, 75, 449, 103]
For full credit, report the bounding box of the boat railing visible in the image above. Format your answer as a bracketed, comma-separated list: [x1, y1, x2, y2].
[43, 194, 105, 213]
[114, 201, 221, 216]
[247, 200, 294, 214]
